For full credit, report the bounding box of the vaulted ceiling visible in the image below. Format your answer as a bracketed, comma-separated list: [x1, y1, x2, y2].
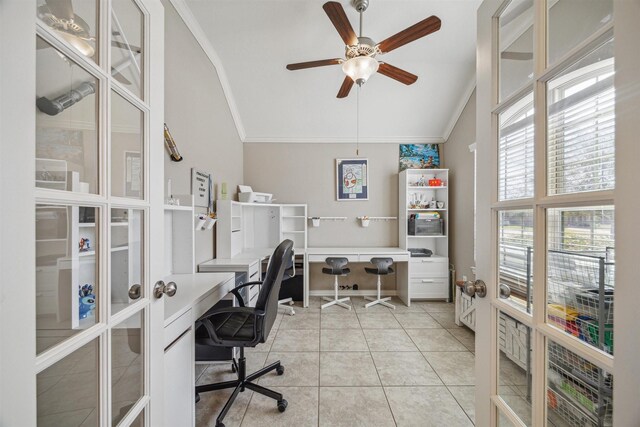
[177, 0, 481, 143]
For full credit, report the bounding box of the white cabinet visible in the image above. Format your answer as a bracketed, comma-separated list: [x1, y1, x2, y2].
[216, 200, 307, 258]
[164, 322, 194, 427]
[399, 169, 450, 301]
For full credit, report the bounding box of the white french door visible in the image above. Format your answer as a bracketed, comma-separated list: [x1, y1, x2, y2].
[474, 0, 640, 426]
[0, 0, 165, 426]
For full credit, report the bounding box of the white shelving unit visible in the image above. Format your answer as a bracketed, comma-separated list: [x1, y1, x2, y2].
[163, 195, 196, 277]
[216, 200, 308, 258]
[399, 169, 450, 301]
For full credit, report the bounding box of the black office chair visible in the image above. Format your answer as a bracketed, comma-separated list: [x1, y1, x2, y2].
[194, 240, 293, 427]
[364, 257, 395, 309]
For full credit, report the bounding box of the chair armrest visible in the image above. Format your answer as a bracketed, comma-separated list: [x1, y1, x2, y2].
[229, 281, 264, 307]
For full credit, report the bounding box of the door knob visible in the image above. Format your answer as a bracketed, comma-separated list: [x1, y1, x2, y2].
[128, 284, 141, 300]
[154, 280, 178, 298]
[499, 283, 511, 299]
[463, 280, 487, 298]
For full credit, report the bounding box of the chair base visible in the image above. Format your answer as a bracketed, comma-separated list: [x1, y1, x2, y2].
[321, 296, 351, 310]
[364, 295, 395, 309]
[195, 349, 287, 426]
[278, 297, 295, 316]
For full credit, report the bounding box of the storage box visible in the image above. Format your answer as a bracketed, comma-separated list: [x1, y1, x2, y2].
[408, 217, 444, 236]
[238, 185, 273, 203]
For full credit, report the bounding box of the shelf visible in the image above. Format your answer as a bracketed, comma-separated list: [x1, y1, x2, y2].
[408, 186, 447, 189]
[231, 216, 242, 219]
[282, 230, 305, 234]
[283, 216, 306, 218]
[36, 238, 67, 243]
[164, 204, 192, 211]
[408, 208, 447, 212]
[79, 223, 96, 227]
[408, 235, 447, 238]
[110, 246, 128, 253]
[79, 250, 95, 257]
[110, 222, 128, 227]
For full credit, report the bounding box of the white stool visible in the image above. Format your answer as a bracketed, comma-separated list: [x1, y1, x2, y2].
[321, 257, 351, 310]
[364, 257, 395, 309]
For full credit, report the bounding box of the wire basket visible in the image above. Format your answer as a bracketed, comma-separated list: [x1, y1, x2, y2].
[547, 341, 613, 426]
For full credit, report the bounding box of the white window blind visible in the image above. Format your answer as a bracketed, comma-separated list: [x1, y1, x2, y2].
[498, 95, 535, 201]
[547, 70, 615, 195]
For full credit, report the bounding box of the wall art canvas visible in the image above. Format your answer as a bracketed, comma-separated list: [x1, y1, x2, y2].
[399, 144, 441, 171]
[336, 158, 368, 201]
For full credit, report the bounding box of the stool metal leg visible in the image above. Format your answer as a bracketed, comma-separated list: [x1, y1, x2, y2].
[321, 275, 351, 310]
[365, 275, 395, 309]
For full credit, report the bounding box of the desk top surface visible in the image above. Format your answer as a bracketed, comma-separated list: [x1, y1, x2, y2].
[306, 247, 409, 255]
[163, 272, 235, 325]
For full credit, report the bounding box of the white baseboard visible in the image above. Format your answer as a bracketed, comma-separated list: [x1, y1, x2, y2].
[309, 290, 397, 297]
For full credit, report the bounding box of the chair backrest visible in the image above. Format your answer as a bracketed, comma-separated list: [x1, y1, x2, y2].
[255, 239, 294, 340]
[370, 257, 394, 274]
[325, 257, 349, 274]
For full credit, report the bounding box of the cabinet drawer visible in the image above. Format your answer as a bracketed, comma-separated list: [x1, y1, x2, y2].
[164, 309, 193, 348]
[247, 261, 260, 281]
[410, 277, 449, 299]
[308, 254, 359, 264]
[410, 258, 448, 277]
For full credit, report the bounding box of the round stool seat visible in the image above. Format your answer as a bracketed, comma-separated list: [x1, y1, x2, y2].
[323, 267, 350, 275]
[364, 266, 394, 275]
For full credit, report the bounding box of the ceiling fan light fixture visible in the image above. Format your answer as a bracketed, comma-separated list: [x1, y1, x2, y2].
[342, 56, 378, 86]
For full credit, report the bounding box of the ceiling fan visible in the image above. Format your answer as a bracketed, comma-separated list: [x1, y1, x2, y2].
[37, 0, 142, 85]
[286, 0, 441, 98]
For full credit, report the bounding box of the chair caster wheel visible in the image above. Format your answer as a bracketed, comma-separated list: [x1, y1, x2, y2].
[277, 399, 288, 412]
[276, 365, 285, 376]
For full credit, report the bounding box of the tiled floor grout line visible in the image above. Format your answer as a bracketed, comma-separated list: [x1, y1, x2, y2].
[357, 307, 399, 427]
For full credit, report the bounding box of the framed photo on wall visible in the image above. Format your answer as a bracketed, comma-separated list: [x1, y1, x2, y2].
[399, 143, 442, 171]
[336, 158, 368, 201]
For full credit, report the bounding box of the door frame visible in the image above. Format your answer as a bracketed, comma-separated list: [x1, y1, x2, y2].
[475, 0, 640, 425]
[0, 0, 165, 425]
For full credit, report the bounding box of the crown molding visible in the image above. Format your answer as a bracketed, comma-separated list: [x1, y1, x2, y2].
[242, 136, 446, 144]
[443, 77, 477, 141]
[168, 0, 246, 141]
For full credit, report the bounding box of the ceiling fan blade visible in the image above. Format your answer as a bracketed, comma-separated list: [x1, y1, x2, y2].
[286, 59, 342, 71]
[323, 1, 358, 46]
[337, 76, 354, 98]
[378, 63, 418, 85]
[45, 0, 75, 20]
[378, 15, 441, 53]
[112, 41, 142, 54]
[112, 70, 132, 85]
[501, 51, 533, 61]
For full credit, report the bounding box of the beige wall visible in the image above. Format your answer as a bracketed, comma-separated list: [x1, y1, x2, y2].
[444, 90, 476, 281]
[243, 143, 400, 247]
[163, 0, 243, 263]
[243, 143, 402, 291]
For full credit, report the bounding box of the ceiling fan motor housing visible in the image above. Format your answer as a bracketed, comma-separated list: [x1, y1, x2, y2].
[352, 0, 369, 12]
[346, 37, 378, 59]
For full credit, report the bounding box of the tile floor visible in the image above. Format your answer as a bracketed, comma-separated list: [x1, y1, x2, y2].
[195, 297, 531, 427]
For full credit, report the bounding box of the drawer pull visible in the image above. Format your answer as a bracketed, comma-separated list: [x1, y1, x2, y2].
[421, 259, 434, 263]
[421, 279, 435, 283]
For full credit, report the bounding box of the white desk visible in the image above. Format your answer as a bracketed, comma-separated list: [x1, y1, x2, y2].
[162, 272, 235, 427]
[305, 247, 411, 307]
[198, 258, 263, 306]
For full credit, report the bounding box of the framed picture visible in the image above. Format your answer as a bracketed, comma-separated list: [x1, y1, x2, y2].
[399, 144, 442, 171]
[191, 168, 211, 207]
[336, 158, 368, 201]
